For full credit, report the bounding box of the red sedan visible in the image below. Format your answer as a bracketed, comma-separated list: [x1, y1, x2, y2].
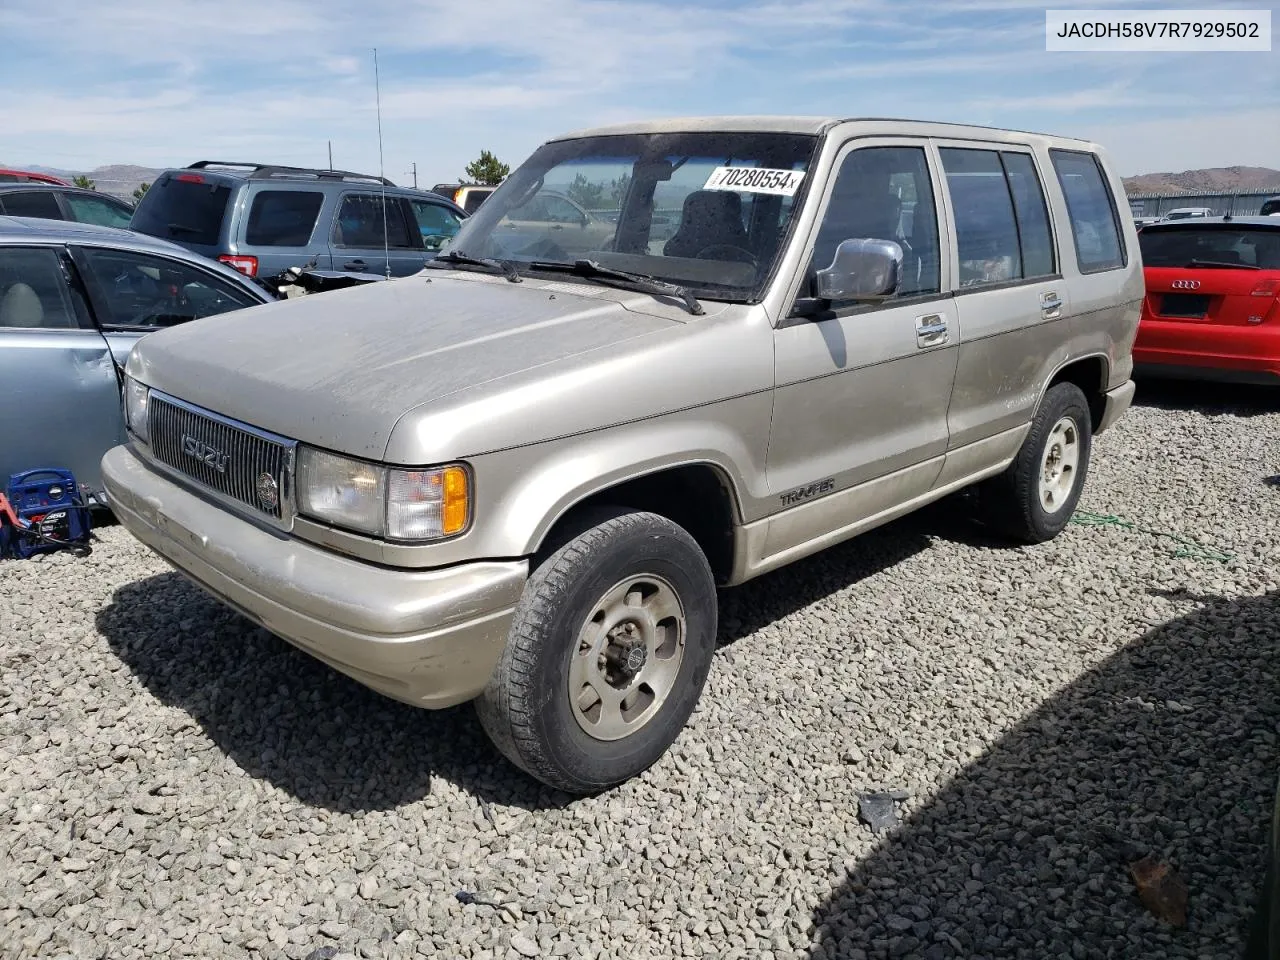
[1134, 216, 1280, 383]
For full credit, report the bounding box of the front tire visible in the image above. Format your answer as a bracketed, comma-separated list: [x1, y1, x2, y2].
[979, 382, 1093, 544]
[476, 508, 718, 795]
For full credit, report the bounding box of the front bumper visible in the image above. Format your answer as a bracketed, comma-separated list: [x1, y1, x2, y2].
[102, 444, 527, 709]
[1096, 379, 1136, 435]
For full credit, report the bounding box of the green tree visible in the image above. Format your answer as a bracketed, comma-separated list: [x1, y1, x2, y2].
[565, 173, 605, 210]
[72, 174, 96, 191]
[608, 174, 631, 207]
[132, 182, 151, 201]
[463, 150, 509, 185]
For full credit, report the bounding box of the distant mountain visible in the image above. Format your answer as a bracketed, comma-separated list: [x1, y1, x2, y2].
[0, 162, 165, 199]
[1123, 166, 1280, 196]
[8, 159, 1280, 203]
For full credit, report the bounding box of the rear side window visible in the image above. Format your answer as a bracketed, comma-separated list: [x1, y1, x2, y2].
[130, 175, 231, 246]
[63, 193, 133, 228]
[0, 247, 79, 328]
[939, 148, 1022, 287]
[245, 190, 324, 246]
[332, 194, 417, 249]
[1, 191, 63, 220]
[999, 153, 1056, 279]
[1050, 150, 1125, 273]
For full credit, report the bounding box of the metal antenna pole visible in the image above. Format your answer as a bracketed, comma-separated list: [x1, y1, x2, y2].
[374, 48, 391, 279]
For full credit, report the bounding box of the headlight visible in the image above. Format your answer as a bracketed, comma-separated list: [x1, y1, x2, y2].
[295, 447, 470, 542]
[124, 375, 150, 443]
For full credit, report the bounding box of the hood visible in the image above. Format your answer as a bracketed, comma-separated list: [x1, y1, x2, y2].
[127, 271, 683, 459]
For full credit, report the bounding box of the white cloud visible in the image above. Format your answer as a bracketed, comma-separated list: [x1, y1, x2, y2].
[1066, 108, 1280, 175]
[0, 0, 1272, 181]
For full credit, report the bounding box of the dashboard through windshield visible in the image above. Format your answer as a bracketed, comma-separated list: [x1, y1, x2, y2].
[440, 131, 819, 302]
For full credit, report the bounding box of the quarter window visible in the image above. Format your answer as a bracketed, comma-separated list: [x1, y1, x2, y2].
[1050, 149, 1125, 273]
[332, 194, 417, 249]
[245, 190, 324, 246]
[811, 145, 941, 301]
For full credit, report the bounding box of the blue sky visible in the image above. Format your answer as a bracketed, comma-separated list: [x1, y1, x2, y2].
[0, 0, 1275, 184]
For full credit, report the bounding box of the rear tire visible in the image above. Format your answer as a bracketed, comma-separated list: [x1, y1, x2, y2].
[978, 382, 1092, 544]
[475, 508, 718, 795]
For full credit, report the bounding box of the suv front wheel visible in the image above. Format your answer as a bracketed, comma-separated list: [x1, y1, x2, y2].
[476, 508, 718, 795]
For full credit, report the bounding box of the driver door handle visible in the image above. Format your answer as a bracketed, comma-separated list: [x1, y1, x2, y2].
[915, 312, 949, 349]
[344, 260, 366, 271]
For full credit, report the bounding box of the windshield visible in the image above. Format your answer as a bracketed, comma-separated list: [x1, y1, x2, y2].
[1140, 225, 1280, 269]
[440, 131, 818, 301]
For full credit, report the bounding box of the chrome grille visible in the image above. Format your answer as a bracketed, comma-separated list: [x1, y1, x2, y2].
[147, 392, 294, 520]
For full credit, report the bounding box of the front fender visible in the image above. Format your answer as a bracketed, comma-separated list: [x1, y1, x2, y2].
[471, 392, 773, 558]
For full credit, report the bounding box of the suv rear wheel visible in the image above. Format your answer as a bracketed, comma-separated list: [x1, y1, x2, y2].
[476, 508, 718, 795]
[978, 381, 1093, 543]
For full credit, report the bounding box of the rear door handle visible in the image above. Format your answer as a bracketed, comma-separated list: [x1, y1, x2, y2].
[915, 312, 949, 348]
[343, 260, 366, 271]
[1041, 291, 1063, 319]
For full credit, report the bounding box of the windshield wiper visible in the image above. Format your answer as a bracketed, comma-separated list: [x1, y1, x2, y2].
[429, 250, 522, 283]
[1185, 259, 1260, 270]
[528, 259, 704, 315]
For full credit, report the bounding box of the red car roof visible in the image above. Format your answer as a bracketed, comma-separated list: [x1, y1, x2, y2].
[0, 168, 71, 186]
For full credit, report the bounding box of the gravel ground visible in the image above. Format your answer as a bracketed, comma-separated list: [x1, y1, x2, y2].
[2, 381, 1279, 960]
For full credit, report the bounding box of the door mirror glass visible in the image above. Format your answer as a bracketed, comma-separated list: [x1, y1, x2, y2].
[814, 238, 902, 301]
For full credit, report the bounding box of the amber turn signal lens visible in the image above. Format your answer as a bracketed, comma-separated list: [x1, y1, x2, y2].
[442, 465, 469, 536]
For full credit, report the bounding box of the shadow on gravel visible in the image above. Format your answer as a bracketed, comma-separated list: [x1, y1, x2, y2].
[96, 573, 568, 815]
[97, 508, 953, 813]
[1133, 377, 1280, 418]
[716, 513, 938, 647]
[807, 590, 1280, 959]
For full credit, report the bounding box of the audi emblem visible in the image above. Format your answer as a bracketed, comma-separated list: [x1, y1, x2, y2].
[1170, 280, 1201, 290]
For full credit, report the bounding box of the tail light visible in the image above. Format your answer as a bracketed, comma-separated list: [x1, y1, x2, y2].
[1247, 279, 1280, 324]
[218, 255, 258, 277]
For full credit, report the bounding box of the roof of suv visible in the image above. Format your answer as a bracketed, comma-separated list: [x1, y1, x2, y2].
[166, 160, 397, 187]
[549, 115, 1099, 149]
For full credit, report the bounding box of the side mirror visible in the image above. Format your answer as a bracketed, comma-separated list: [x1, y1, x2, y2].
[814, 238, 903, 302]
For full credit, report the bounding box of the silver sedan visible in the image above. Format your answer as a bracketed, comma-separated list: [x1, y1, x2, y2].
[0, 216, 272, 505]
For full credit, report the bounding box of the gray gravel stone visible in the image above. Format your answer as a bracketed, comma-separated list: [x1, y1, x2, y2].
[1, 385, 1278, 959]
